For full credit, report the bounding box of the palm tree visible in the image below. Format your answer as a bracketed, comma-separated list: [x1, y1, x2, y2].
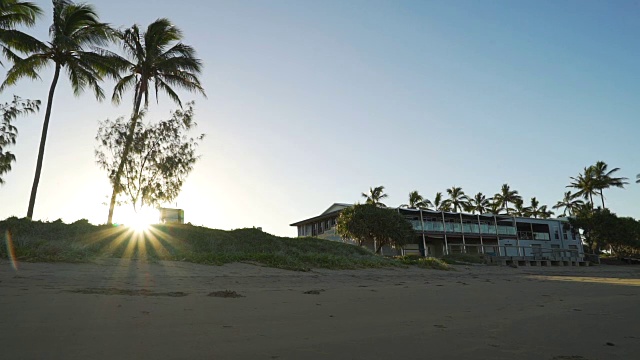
[538, 205, 554, 219]
[432, 192, 449, 211]
[590, 161, 628, 209]
[0, 0, 41, 64]
[468, 192, 490, 214]
[511, 198, 527, 217]
[362, 185, 387, 207]
[486, 200, 502, 215]
[525, 197, 548, 218]
[1, 0, 120, 219]
[400, 190, 432, 209]
[493, 183, 521, 214]
[553, 191, 584, 217]
[567, 167, 598, 209]
[443, 186, 469, 213]
[106, 18, 205, 224]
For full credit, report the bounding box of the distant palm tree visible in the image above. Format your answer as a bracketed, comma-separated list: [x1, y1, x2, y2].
[106, 18, 205, 224]
[362, 185, 387, 207]
[553, 191, 584, 217]
[468, 192, 490, 214]
[433, 192, 449, 211]
[511, 198, 526, 217]
[590, 161, 628, 209]
[493, 184, 522, 214]
[539, 206, 554, 219]
[486, 200, 502, 215]
[443, 186, 469, 213]
[567, 167, 598, 209]
[525, 197, 552, 218]
[400, 190, 432, 209]
[0, 0, 42, 64]
[1, 0, 120, 219]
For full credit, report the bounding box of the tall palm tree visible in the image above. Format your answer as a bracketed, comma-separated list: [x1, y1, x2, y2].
[468, 192, 490, 214]
[362, 185, 387, 207]
[106, 18, 205, 224]
[567, 167, 598, 209]
[493, 183, 521, 214]
[400, 190, 432, 209]
[553, 191, 584, 217]
[538, 205, 554, 219]
[0, 0, 42, 63]
[510, 198, 526, 217]
[590, 161, 628, 209]
[525, 197, 543, 218]
[443, 186, 469, 212]
[1, 0, 120, 219]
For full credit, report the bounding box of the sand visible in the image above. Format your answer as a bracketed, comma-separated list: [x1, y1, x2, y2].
[1, 259, 639, 360]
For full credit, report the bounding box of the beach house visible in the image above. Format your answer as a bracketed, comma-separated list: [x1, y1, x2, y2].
[291, 203, 585, 263]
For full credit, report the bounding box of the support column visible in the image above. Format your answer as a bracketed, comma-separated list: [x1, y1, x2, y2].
[460, 213, 466, 253]
[494, 215, 500, 256]
[477, 214, 484, 253]
[514, 216, 521, 256]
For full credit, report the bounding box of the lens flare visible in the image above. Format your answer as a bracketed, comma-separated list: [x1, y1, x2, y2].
[5, 230, 18, 271]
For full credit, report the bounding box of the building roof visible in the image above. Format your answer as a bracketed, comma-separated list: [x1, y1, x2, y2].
[289, 203, 353, 226]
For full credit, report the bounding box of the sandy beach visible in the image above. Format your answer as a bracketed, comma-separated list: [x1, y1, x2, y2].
[1, 260, 639, 360]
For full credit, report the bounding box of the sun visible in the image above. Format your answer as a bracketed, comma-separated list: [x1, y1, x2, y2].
[127, 208, 158, 233]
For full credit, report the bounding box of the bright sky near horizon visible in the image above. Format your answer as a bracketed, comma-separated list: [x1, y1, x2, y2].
[1, 0, 638, 236]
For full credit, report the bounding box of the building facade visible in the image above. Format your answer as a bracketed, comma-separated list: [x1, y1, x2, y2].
[290, 203, 584, 260]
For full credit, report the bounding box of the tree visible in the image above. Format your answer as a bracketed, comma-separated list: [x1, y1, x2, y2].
[486, 200, 502, 215]
[361, 185, 387, 207]
[106, 18, 205, 225]
[400, 190, 432, 209]
[553, 191, 584, 217]
[0, 0, 42, 64]
[443, 186, 469, 212]
[0, 95, 39, 184]
[336, 204, 414, 254]
[570, 208, 640, 257]
[590, 161, 628, 209]
[567, 167, 598, 209]
[524, 197, 553, 218]
[493, 183, 521, 214]
[1, 0, 120, 219]
[511, 198, 526, 217]
[468, 192, 490, 214]
[96, 103, 203, 212]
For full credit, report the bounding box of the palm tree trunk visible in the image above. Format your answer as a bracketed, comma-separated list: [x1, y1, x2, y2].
[26, 65, 61, 219]
[106, 90, 144, 224]
[599, 190, 605, 209]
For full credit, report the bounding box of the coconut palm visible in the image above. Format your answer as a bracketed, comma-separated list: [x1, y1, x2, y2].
[510, 198, 527, 217]
[443, 186, 469, 213]
[468, 192, 490, 214]
[400, 190, 432, 209]
[362, 185, 387, 207]
[486, 200, 502, 215]
[590, 161, 628, 209]
[493, 183, 521, 214]
[553, 191, 584, 217]
[432, 192, 449, 211]
[105, 18, 205, 224]
[1, 0, 120, 219]
[525, 197, 552, 218]
[567, 167, 598, 209]
[0, 0, 41, 64]
[538, 206, 554, 219]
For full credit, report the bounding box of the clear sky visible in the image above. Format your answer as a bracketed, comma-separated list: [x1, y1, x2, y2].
[1, 0, 638, 236]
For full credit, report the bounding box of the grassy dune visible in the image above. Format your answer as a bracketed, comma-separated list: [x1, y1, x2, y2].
[0, 217, 402, 271]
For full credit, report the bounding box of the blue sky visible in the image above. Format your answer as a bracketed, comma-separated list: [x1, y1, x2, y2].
[1, 0, 638, 236]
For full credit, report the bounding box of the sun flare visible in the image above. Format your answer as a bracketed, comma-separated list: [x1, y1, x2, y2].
[126, 208, 158, 233]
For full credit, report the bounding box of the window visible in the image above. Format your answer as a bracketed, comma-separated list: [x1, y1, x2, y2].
[554, 230, 559, 240]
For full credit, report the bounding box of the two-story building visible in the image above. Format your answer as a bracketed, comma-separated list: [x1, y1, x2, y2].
[290, 203, 584, 261]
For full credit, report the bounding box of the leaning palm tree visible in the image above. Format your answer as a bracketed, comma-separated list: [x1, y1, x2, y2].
[0, 0, 42, 64]
[400, 190, 432, 209]
[106, 18, 205, 224]
[590, 161, 628, 209]
[468, 192, 490, 214]
[567, 167, 598, 209]
[1, 0, 120, 219]
[443, 186, 469, 212]
[362, 185, 387, 207]
[493, 183, 521, 214]
[553, 191, 584, 217]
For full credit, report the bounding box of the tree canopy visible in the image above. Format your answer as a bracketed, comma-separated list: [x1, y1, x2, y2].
[336, 204, 414, 254]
